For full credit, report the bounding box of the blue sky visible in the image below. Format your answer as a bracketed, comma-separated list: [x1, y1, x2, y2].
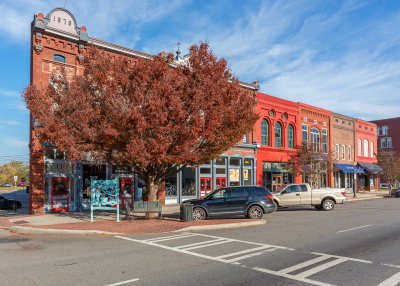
[0, 0, 399, 164]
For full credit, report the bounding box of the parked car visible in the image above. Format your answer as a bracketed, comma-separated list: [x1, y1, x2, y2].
[0, 195, 22, 210]
[390, 188, 400, 197]
[182, 186, 276, 220]
[18, 182, 27, 187]
[2, 183, 12, 187]
[272, 183, 347, 211]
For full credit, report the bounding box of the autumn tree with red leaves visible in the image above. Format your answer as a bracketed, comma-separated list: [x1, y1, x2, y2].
[24, 43, 258, 208]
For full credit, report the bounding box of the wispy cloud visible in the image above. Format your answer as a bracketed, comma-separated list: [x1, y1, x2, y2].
[0, 120, 20, 126]
[2, 137, 29, 148]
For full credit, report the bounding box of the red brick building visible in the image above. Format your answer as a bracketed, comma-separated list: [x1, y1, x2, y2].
[254, 92, 301, 191]
[299, 103, 332, 188]
[29, 8, 259, 213]
[370, 117, 400, 154]
[355, 119, 379, 191]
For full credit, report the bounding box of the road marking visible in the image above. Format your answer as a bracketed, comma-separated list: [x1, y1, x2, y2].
[279, 255, 332, 274]
[183, 239, 231, 250]
[336, 224, 372, 233]
[115, 233, 400, 286]
[253, 267, 334, 286]
[176, 238, 225, 250]
[295, 258, 347, 278]
[217, 245, 273, 259]
[105, 278, 139, 286]
[145, 233, 196, 242]
[377, 271, 400, 286]
[227, 248, 277, 262]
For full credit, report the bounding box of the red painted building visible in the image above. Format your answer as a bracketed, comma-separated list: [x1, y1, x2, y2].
[355, 119, 379, 191]
[254, 92, 301, 192]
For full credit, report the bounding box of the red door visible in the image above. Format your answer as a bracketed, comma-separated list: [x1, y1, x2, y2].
[120, 177, 133, 208]
[51, 177, 69, 212]
[200, 177, 212, 198]
[216, 177, 226, 189]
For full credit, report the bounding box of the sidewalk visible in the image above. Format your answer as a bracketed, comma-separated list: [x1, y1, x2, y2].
[0, 205, 265, 236]
[0, 191, 389, 236]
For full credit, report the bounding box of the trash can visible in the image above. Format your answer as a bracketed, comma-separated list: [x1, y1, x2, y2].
[180, 203, 193, 222]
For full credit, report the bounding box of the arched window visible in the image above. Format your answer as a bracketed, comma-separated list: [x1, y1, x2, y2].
[275, 122, 282, 147]
[358, 139, 362, 156]
[363, 140, 369, 157]
[261, 119, 269, 146]
[310, 127, 320, 151]
[53, 53, 66, 63]
[287, 124, 294, 148]
[370, 141, 374, 158]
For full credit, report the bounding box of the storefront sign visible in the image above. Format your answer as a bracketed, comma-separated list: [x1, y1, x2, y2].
[229, 169, 240, 182]
[46, 163, 73, 174]
[112, 165, 133, 174]
[263, 162, 288, 172]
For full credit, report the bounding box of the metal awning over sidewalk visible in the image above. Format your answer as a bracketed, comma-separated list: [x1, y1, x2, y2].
[357, 163, 383, 175]
[333, 163, 366, 174]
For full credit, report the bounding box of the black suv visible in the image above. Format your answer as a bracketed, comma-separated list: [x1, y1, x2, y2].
[183, 186, 276, 220]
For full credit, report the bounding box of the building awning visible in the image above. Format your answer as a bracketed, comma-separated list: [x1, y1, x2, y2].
[357, 163, 383, 175]
[333, 163, 366, 174]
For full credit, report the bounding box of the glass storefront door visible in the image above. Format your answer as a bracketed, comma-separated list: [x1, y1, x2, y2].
[272, 174, 282, 192]
[51, 177, 69, 212]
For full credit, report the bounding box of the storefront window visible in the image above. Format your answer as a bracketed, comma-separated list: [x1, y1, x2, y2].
[182, 167, 196, 197]
[216, 157, 226, 165]
[216, 168, 226, 174]
[70, 178, 75, 202]
[244, 159, 253, 166]
[244, 169, 252, 185]
[230, 158, 241, 166]
[229, 168, 240, 186]
[165, 173, 177, 197]
[200, 168, 211, 174]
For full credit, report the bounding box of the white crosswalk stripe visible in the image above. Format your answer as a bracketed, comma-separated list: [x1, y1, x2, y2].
[115, 232, 400, 286]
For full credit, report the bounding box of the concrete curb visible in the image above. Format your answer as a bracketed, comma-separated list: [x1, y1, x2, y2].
[175, 219, 267, 232]
[346, 196, 384, 203]
[6, 226, 119, 235]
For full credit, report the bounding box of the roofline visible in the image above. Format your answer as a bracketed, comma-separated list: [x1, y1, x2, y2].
[257, 91, 299, 107]
[370, 116, 400, 122]
[299, 102, 332, 114]
[33, 23, 259, 91]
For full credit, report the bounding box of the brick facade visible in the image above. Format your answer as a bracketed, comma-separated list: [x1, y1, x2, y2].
[370, 117, 400, 154]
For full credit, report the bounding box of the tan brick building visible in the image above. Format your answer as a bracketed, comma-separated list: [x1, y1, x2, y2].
[330, 113, 357, 190]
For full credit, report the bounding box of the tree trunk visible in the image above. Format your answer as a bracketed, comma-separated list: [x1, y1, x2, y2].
[146, 176, 159, 219]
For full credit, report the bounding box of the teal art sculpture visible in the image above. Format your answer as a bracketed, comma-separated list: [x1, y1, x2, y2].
[90, 177, 120, 222]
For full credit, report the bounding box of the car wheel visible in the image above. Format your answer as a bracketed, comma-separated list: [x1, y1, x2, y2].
[314, 205, 322, 209]
[273, 201, 278, 211]
[322, 199, 335, 211]
[193, 208, 206, 220]
[248, 205, 263, 219]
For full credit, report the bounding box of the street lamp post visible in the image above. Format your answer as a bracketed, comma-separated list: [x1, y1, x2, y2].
[352, 162, 357, 198]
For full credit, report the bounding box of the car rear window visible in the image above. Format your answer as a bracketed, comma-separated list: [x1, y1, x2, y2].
[252, 187, 271, 196]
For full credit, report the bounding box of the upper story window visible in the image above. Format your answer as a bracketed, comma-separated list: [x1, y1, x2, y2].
[261, 119, 269, 146]
[370, 141, 374, 158]
[302, 125, 308, 144]
[377, 127, 381, 136]
[382, 126, 389, 135]
[242, 132, 249, 144]
[387, 138, 392, 148]
[310, 127, 320, 152]
[53, 53, 66, 63]
[363, 140, 369, 157]
[335, 144, 339, 160]
[342, 144, 346, 160]
[275, 122, 282, 147]
[322, 129, 328, 153]
[381, 138, 386, 148]
[358, 139, 362, 156]
[348, 146, 352, 161]
[287, 124, 294, 149]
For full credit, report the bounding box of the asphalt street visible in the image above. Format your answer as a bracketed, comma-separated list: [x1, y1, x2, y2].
[1, 197, 399, 286]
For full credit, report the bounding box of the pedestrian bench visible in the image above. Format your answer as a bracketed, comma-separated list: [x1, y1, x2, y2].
[124, 200, 163, 220]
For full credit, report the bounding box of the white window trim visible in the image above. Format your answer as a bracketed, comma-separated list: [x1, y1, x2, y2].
[348, 145, 352, 161]
[342, 144, 346, 160]
[370, 141, 374, 158]
[363, 140, 368, 157]
[358, 139, 362, 156]
[335, 144, 340, 160]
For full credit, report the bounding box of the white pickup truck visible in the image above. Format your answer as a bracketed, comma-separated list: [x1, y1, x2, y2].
[272, 183, 346, 211]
